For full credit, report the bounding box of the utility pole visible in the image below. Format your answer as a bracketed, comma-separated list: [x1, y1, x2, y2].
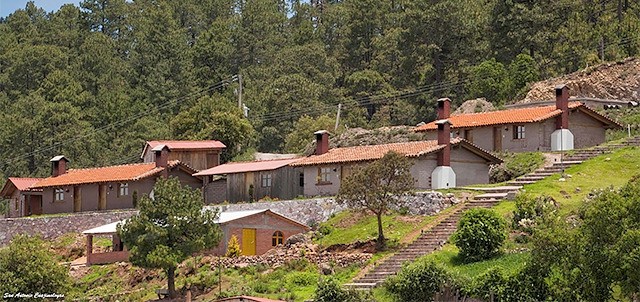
[334, 103, 342, 131]
[237, 73, 243, 109]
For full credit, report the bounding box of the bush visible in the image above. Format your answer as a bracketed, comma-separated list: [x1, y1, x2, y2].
[225, 235, 241, 258]
[512, 194, 557, 234]
[452, 208, 507, 262]
[314, 277, 369, 302]
[490, 152, 544, 183]
[385, 258, 450, 302]
[0, 235, 70, 296]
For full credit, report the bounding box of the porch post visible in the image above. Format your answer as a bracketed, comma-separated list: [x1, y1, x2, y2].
[86, 234, 93, 265]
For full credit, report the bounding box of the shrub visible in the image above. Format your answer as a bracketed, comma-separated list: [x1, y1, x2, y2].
[225, 235, 241, 258]
[385, 258, 449, 301]
[452, 208, 507, 262]
[0, 235, 70, 295]
[512, 194, 557, 234]
[470, 268, 508, 301]
[314, 276, 369, 302]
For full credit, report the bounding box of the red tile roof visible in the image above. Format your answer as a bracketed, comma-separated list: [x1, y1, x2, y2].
[147, 140, 226, 150]
[141, 140, 226, 159]
[9, 177, 43, 191]
[415, 102, 591, 131]
[292, 139, 501, 166]
[31, 160, 191, 188]
[292, 140, 446, 166]
[194, 158, 301, 176]
[0, 177, 44, 197]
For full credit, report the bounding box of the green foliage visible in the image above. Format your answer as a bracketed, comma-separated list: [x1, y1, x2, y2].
[285, 115, 338, 154]
[469, 58, 512, 105]
[525, 174, 640, 301]
[118, 177, 222, 298]
[225, 235, 241, 258]
[490, 152, 545, 183]
[0, 235, 70, 297]
[337, 151, 415, 248]
[511, 194, 558, 235]
[452, 208, 507, 262]
[314, 276, 370, 302]
[2, 0, 640, 176]
[385, 258, 450, 302]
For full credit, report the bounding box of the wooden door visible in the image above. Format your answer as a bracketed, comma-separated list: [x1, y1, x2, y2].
[493, 127, 502, 151]
[464, 129, 473, 143]
[29, 195, 42, 215]
[73, 186, 82, 212]
[241, 229, 257, 256]
[98, 184, 107, 210]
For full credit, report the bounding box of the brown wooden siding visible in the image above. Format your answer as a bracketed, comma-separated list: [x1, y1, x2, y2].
[225, 167, 303, 203]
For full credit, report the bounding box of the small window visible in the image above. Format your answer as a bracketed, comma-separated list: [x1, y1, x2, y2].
[118, 183, 129, 197]
[54, 188, 64, 201]
[318, 167, 331, 183]
[261, 174, 272, 187]
[272, 231, 284, 246]
[299, 172, 304, 187]
[513, 125, 525, 139]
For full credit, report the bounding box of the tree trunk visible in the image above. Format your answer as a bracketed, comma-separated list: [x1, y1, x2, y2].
[168, 266, 177, 298]
[376, 213, 385, 249]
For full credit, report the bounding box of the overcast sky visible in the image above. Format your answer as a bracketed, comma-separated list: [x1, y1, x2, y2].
[1, 0, 80, 17]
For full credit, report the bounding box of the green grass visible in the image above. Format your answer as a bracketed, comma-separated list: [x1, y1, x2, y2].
[520, 147, 640, 215]
[315, 207, 458, 248]
[424, 245, 529, 278]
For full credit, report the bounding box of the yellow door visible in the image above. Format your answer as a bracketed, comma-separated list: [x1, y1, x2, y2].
[241, 229, 256, 256]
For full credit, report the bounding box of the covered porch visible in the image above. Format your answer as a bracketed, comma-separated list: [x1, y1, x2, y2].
[82, 221, 129, 265]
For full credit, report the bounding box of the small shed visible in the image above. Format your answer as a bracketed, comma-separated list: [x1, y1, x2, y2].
[210, 209, 310, 256]
[81, 209, 309, 265]
[194, 158, 303, 203]
[82, 221, 128, 265]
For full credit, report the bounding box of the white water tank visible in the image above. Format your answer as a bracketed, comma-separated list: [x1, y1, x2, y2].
[431, 166, 456, 189]
[551, 129, 574, 151]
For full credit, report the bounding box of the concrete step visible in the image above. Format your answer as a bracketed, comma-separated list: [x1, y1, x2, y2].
[344, 282, 378, 289]
[516, 176, 545, 181]
[474, 192, 508, 200]
[508, 180, 537, 185]
[528, 172, 554, 177]
[551, 160, 583, 166]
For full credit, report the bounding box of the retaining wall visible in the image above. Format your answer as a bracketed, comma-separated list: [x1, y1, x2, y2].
[0, 191, 455, 246]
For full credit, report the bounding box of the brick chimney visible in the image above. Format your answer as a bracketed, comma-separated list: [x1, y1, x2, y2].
[152, 145, 170, 178]
[314, 130, 329, 155]
[50, 155, 69, 177]
[436, 119, 452, 166]
[555, 84, 569, 129]
[437, 97, 451, 119]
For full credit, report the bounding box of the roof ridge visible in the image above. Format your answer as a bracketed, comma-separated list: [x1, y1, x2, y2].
[221, 157, 302, 165]
[67, 161, 154, 172]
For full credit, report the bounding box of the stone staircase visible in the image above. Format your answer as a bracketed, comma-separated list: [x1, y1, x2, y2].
[345, 136, 640, 290]
[344, 186, 519, 289]
[506, 144, 624, 186]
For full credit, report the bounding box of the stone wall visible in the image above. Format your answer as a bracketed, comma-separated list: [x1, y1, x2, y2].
[0, 210, 137, 246]
[0, 191, 455, 246]
[211, 190, 456, 227]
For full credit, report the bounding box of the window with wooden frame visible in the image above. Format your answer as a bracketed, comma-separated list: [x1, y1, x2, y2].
[261, 173, 272, 187]
[54, 188, 64, 201]
[272, 231, 284, 246]
[118, 183, 129, 197]
[513, 125, 526, 139]
[317, 167, 332, 184]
